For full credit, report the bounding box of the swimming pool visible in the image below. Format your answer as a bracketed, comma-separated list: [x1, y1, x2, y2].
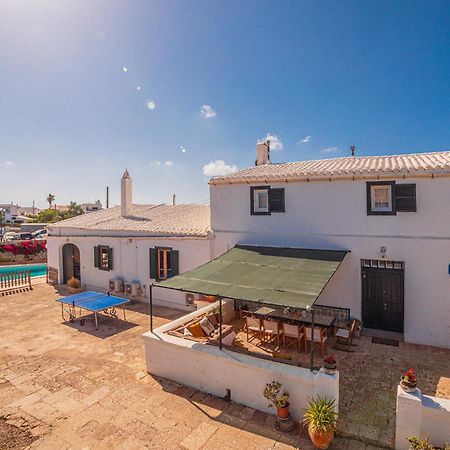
[0, 263, 47, 278]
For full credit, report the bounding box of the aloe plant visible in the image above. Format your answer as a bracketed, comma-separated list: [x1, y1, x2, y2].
[303, 397, 337, 434]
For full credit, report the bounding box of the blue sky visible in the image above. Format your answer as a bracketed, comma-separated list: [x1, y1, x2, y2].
[1, 0, 449, 208]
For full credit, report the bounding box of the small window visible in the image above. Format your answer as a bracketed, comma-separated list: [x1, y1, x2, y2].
[150, 247, 179, 280]
[250, 186, 285, 215]
[252, 188, 269, 214]
[395, 184, 416, 212]
[157, 248, 173, 280]
[94, 245, 113, 271]
[366, 181, 395, 215]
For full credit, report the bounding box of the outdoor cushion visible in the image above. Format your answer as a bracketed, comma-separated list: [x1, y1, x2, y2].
[206, 312, 218, 327]
[336, 329, 350, 338]
[199, 317, 215, 336]
[188, 322, 205, 338]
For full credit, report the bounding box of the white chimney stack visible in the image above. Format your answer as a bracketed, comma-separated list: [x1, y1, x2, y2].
[121, 169, 132, 217]
[255, 140, 271, 166]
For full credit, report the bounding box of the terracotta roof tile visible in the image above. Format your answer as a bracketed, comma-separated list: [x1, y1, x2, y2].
[48, 204, 211, 238]
[211, 151, 450, 184]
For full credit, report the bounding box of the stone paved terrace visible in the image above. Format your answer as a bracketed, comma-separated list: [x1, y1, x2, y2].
[0, 285, 449, 449]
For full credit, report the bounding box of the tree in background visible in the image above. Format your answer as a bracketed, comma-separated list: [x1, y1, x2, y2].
[46, 194, 55, 208]
[31, 201, 84, 223]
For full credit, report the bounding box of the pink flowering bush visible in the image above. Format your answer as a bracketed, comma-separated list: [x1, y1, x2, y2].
[0, 240, 47, 262]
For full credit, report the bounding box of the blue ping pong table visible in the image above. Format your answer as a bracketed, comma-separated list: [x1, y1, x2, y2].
[57, 291, 130, 329]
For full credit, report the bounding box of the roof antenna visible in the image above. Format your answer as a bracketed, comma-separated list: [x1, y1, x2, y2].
[350, 145, 356, 157]
[172, 194, 176, 206]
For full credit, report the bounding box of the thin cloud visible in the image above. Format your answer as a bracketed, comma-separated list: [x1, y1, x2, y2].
[202, 160, 237, 177]
[260, 133, 283, 151]
[322, 147, 341, 154]
[150, 160, 173, 168]
[298, 136, 312, 144]
[200, 104, 216, 119]
[164, 160, 173, 167]
[150, 160, 161, 167]
[1, 160, 15, 168]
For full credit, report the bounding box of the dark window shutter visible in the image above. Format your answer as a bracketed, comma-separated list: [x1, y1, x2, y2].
[269, 188, 285, 212]
[107, 247, 113, 271]
[250, 187, 255, 215]
[395, 184, 416, 212]
[171, 250, 179, 277]
[94, 246, 99, 268]
[149, 248, 158, 279]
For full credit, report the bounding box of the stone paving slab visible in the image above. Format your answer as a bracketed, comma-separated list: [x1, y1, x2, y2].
[0, 284, 448, 449]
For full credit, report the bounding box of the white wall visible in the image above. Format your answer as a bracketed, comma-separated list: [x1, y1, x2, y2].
[210, 177, 450, 348]
[396, 386, 450, 450]
[143, 302, 339, 420]
[47, 234, 213, 310]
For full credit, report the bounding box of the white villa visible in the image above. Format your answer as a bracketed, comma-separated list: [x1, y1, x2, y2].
[48, 146, 450, 349]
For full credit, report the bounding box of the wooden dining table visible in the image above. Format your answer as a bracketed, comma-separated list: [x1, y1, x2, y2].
[252, 306, 336, 330]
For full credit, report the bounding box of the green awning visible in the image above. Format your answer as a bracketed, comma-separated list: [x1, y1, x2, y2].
[154, 245, 348, 310]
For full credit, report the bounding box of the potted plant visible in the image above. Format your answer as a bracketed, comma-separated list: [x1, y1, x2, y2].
[303, 397, 337, 449]
[408, 435, 450, 450]
[323, 354, 337, 374]
[263, 381, 290, 419]
[67, 277, 82, 293]
[400, 368, 417, 393]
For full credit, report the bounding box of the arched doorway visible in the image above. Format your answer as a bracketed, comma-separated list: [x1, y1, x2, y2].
[62, 243, 81, 283]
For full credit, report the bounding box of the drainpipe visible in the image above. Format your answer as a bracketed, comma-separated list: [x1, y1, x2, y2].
[149, 284, 153, 332]
[310, 306, 315, 371]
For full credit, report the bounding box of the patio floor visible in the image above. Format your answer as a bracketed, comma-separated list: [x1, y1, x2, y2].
[0, 285, 448, 449]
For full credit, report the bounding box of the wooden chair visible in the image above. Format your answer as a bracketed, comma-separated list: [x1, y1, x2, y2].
[335, 319, 357, 351]
[262, 319, 281, 346]
[304, 326, 328, 356]
[282, 323, 305, 352]
[246, 316, 262, 342]
[240, 310, 252, 330]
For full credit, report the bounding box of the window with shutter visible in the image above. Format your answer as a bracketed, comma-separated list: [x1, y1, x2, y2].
[95, 245, 112, 271]
[150, 247, 179, 280]
[250, 186, 285, 215]
[395, 184, 416, 212]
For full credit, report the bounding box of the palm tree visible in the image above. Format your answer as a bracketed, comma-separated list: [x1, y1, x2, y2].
[47, 194, 55, 209]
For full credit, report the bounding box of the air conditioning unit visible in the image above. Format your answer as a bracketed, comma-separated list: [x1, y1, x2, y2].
[109, 279, 124, 293]
[185, 293, 195, 306]
[125, 281, 139, 296]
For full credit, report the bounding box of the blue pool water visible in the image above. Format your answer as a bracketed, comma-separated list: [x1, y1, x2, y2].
[0, 263, 47, 278]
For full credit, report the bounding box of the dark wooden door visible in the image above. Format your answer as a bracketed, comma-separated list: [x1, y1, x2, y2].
[362, 267, 404, 332]
[62, 244, 81, 283]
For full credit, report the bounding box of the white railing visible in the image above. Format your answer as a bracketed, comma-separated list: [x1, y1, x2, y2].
[0, 270, 32, 292]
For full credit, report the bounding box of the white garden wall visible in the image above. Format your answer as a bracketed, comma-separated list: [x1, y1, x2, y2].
[143, 302, 339, 420]
[396, 386, 450, 449]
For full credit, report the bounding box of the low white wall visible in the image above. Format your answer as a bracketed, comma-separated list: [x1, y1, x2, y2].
[396, 386, 450, 449]
[142, 302, 339, 420]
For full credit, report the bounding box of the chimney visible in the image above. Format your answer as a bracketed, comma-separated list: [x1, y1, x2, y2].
[350, 145, 356, 157]
[121, 169, 132, 217]
[172, 194, 176, 206]
[255, 140, 271, 166]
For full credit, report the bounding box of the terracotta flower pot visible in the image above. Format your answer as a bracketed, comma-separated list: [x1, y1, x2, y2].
[308, 424, 334, 449]
[276, 403, 290, 419]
